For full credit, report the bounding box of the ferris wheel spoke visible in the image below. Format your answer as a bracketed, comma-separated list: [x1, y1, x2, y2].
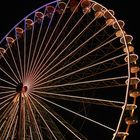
[0, 67, 18, 84]
[2, 105, 18, 140]
[26, 15, 36, 78]
[29, 93, 88, 140]
[34, 25, 116, 84]
[31, 0, 81, 77]
[28, 95, 59, 140]
[0, 53, 20, 83]
[34, 53, 125, 87]
[0, 120, 6, 132]
[44, 14, 97, 63]
[30, 102, 66, 140]
[32, 15, 98, 79]
[4, 104, 18, 140]
[0, 100, 15, 118]
[33, 19, 110, 81]
[0, 102, 9, 111]
[0, 90, 15, 95]
[11, 117, 18, 140]
[0, 92, 16, 100]
[32, 3, 95, 78]
[32, 91, 124, 108]
[7, 44, 22, 81]
[27, 2, 59, 77]
[29, 2, 61, 75]
[30, 93, 115, 132]
[27, 9, 48, 77]
[23, 21, 27, 79]
[43, 30, 117, 80]
[34, 76, 127, 91]
[0, 96, 14, 106]
[28, 6, 58, 76]
[0, 101, 19, 131]
[14, 36, 24, 81]
[29, 126, 33, 140]
[0, 86, 15, 90]
[0, 102, 18, 140]
[25, 96, 44, 140]
[72, 63, 127, 84]
[30, 0, 70, 76]
[55, 44, 124, 83]
[0, 98, 17, 121]
[46, 84, 126, 94]
[0, 77, 16, 87]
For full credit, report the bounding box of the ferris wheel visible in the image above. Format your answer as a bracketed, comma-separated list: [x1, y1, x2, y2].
[0, 0, 139, 139]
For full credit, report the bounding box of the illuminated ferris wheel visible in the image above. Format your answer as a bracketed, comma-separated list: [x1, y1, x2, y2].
[0, 0, 139, 139]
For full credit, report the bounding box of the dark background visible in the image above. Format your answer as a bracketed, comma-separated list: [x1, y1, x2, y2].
[0, 0, 139, 139]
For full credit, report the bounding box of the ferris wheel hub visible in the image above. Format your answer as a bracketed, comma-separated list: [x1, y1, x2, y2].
[16, 82, 28, 93]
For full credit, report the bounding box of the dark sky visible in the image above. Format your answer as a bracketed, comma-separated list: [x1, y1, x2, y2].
[0, 0, 140, 139]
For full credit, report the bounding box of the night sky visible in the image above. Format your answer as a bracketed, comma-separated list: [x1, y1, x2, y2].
[0, 0, 140, 139]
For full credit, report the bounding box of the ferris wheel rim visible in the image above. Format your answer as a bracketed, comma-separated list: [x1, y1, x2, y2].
[0, 0, 138, 139]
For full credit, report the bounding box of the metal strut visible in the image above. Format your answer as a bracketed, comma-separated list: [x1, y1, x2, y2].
[16, 83, 27, 140]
